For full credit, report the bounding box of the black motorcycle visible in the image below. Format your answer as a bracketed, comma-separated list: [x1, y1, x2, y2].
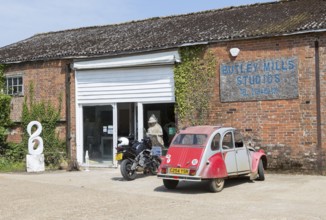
[115, 135, 162, 181]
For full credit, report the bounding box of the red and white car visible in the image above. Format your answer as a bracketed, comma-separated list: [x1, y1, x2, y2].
[157, 126, 267, 192]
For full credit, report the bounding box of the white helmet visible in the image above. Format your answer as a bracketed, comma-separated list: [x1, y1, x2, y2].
[118, 137, 129, 146]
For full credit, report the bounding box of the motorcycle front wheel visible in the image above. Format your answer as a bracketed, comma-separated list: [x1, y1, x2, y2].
[120, 159, 137, 181]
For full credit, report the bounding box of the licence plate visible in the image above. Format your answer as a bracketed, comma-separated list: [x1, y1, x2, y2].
[115, 153, 123, 161]
[169, 168, 189, 175]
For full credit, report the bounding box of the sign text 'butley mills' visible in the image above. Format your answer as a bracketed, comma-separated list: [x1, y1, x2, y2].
[220, 57, 298, 102]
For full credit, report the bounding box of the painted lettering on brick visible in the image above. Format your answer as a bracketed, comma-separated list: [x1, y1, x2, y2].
[220, 57, 298, 102]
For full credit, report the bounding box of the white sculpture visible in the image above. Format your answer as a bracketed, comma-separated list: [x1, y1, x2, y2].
[26, 121, 45, 172]
[27, 121, 44, 155]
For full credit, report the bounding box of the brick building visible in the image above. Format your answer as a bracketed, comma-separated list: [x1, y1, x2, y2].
[0, 0, 325, 174]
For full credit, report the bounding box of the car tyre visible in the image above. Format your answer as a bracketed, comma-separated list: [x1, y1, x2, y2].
[120, 159, 137, 181]
[208, 178, 225, 193]
[163, 179, 179, 189]
[256, 159, 265, 181]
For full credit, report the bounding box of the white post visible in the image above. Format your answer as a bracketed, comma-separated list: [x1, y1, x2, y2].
[76, 105, 84, 164]
[137, 103, 144, 141]
[112, 103, 118, 167]
[85, 150, 90, 171]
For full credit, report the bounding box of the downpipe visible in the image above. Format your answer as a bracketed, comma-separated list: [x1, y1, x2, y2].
[314, 40, 323, 174]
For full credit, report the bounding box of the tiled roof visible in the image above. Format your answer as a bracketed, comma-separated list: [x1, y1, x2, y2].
[1, 0, 326, 63]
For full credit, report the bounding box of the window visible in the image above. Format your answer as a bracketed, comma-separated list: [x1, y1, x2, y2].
[222, 132, 234, 150]
[5, 76, 23, 96]
[211, 133, 220, 151]
[172, 134, 207, 146]
[234, 130, 244, 148]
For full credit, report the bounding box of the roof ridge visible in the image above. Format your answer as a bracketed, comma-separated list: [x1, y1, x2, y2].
[32, 0, 279, 38]
[2, 0, 325, 63]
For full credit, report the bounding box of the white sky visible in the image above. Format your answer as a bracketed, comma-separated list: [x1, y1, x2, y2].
[0, 0, 273, 47]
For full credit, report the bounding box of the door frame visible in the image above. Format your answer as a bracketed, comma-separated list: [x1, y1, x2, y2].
[76, 103, 118, 167]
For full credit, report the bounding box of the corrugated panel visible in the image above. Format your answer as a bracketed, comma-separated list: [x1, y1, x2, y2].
[76, 65, 175, 104]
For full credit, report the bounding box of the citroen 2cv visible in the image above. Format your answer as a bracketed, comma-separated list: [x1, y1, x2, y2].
[157, 126, 267, 192]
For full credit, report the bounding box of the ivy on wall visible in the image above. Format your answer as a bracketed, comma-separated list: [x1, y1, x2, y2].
[174, 46, 217, 127]
[0, 64, 11, 151]
[0, 64, 5, 90]
[21, 83, 66, 167]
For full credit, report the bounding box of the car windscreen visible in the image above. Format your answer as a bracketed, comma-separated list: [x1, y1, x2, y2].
[172, 134, 207, 146]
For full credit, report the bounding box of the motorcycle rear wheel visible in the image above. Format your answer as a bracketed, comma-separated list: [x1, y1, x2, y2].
[120, 159, 137, 181]
[149, 157, 162, 175]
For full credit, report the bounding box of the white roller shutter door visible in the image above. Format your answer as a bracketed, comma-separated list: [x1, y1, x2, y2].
[75, 65, 175, 104]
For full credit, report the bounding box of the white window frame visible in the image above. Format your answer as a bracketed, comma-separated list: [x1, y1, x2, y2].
[5, 74, 24, 96]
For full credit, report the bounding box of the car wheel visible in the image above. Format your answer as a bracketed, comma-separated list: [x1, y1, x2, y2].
[256, 159, 265, 181]
[208, 178, 225, 193]
[120, 159, 137, 181]
[163, 179, 179, 189]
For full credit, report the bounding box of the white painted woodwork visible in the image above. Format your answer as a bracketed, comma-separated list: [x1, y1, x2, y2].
[75, 65, 175, 104]
[74, 51, 178, 165]
[73, 50, 180, 70]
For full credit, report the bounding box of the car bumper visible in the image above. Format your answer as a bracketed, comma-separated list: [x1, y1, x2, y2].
[157, 174, 202, 182]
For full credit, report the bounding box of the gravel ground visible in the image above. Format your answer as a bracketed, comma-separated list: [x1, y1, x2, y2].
[0, 168, 325, 220]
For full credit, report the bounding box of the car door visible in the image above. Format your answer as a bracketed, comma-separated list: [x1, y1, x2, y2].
[234, 130, 250, 173]
[222, 131, 237, 175]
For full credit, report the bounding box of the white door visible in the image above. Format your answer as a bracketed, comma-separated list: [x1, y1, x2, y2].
[222, 131, 237, 175]
[234, 130, 250, 172]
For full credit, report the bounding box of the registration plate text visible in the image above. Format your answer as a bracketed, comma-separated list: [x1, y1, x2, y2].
[169, 168, 189, 175]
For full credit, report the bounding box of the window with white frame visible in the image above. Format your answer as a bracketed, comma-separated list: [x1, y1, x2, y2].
[5, 76, 23, 96]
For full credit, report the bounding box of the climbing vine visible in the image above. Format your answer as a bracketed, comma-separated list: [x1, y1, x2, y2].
[174, 46, 217, 127]
[0, 64, 11, 152]
[21, 83, 66, 167]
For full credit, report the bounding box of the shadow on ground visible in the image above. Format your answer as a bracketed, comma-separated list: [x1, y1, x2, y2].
[154, 176, 255, 194]
[111, 173, 156, 181]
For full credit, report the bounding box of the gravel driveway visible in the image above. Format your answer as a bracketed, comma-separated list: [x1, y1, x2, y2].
[0, 168, 325, 220]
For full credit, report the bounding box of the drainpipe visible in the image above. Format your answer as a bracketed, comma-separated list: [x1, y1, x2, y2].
[65, 63, 71, 159]
[314, 40, 322, 174]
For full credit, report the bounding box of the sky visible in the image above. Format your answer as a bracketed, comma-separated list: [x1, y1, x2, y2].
[0, 0, 273, 48]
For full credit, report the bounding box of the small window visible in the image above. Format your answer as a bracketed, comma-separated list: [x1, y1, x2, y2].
[222, 132, 234, 150]
[5, 76, 23, 96]
[234, 130, 244, 148]
[211, 133, 220, 151]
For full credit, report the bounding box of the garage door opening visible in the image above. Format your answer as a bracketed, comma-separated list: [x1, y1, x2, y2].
[83, 105, 114, 165]
[143, 103, 176, 147]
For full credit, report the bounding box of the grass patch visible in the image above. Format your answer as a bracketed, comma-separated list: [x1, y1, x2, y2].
[0, 157, 25, 172]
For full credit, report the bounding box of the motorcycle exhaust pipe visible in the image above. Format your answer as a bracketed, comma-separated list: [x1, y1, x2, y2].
[136, 167, 144, 172]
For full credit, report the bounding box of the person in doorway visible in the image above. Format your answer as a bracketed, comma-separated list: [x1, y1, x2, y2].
[147, 114, 164, 147]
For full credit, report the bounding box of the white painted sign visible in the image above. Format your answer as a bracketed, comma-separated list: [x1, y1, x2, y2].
[107, 125, 113, 134]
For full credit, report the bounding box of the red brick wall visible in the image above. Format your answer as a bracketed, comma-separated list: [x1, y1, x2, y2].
[69, 70, 77, 160]
[205, 33, 326, 174]
[5, 60, 70, 144]
[319, 35, 326, 175]
[6, 125, 23, 143]
[4, 33, 326, 174]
